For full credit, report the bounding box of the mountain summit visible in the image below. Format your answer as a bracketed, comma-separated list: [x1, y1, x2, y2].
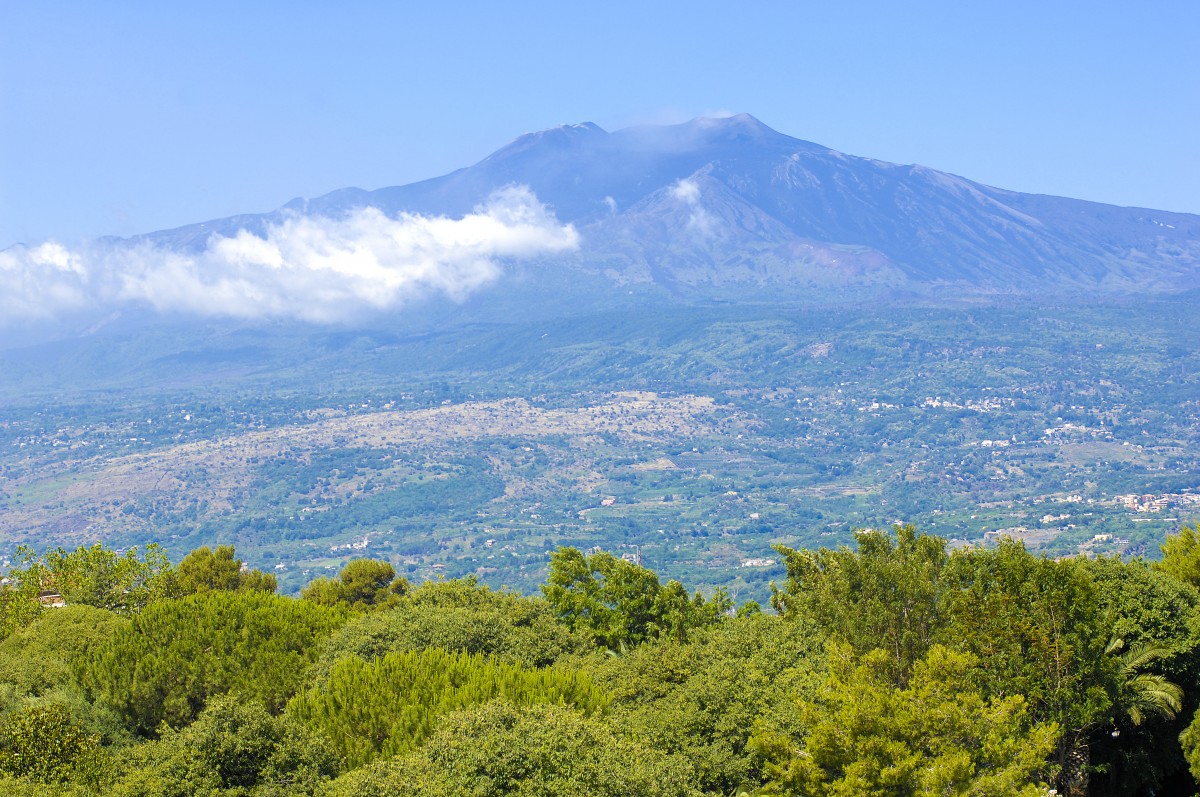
[149, 115, 1200, 300]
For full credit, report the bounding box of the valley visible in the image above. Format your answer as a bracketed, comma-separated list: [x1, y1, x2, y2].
[3, 299, 1196, 601]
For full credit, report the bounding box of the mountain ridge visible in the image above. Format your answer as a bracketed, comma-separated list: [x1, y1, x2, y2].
[137, 114, 1200, 300]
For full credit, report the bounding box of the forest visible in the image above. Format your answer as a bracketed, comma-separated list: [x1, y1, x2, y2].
[4, 525, 1200, 796]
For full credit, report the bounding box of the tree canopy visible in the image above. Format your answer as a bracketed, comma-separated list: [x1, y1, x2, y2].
[171, 545, 277, 596]
[1, 530, 1199, 796]
[78, 590, 347, 734]
[542, 546, 729, 648]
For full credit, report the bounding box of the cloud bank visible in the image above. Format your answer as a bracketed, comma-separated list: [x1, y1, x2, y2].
[0, 186, 578, 325]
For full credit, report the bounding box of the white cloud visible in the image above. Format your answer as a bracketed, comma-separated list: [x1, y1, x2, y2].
[0, 241, 92, 319]
[0, 186, 577, 325]
[670, 178, 717, 238]
[670, 179, 701, 204]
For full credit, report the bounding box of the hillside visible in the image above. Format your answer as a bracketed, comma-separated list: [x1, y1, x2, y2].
[2, 300, 1197, 600]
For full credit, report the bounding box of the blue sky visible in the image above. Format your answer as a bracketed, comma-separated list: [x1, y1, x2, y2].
[2, 1, 1197, 248]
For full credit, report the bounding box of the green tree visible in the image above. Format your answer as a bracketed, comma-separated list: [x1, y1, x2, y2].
[308, 578, 589, 682]
[582, 611, 824, 796]
[0, 584, 45, 642]
[322, 701, 701, 797]
[42, 544, 172, 613]
[940, 542, 1115, 795]
[771, 524, 947, 686]
[1178, 710, 1200, 788]
[287, 648, 607, 769]
[79, 590, 347, 735]
[1107, 639, 1184, 727]
[0, 777, 92, 796]
[172, 545, 276, 595]
[754, 643, 1057, 797]
[1, 544, 172, 637]
[542, 547, 723, 649]
[0, 703, 106, 787]
[301, 558, 407, 610]
[0, 605, 127, 700]
[1082, 555, 1200, 795]
[1157, 523, 1200, 589]
[112, 695, 337, 797]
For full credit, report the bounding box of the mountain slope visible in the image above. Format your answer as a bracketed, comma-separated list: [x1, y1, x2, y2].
[146, 114, 1200, 298]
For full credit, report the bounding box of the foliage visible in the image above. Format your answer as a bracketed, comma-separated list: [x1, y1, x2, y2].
[1082, 555, 1200, 794]
[1180, 710, 1200, 787]
[39, 543, 173, 613]
[542, 546, 729, 649]
[0, 702, 107, 787]
[0, 776, 94, 796]
[939, 541, 1115, 792]
[1157, 524, 1200, 589]
[769, 531, 1133, 794]
[111, 695, 337, 797]
[0, 585, 44, 642]
[0, 605, 127, 699]
[320, 701, 701, 797]
[79, 590, 347, 735]
[6, 535, 1200, 796]
[1106, 639, 1184, 726]
[1085, 555, 1200, 658]
[771, 524, 947, 685]
[308, 578, 589, 682]
[0, 603, 133, 780]
[171, 545, 277, 595]
[301, 558, 407, 610]
[754, 643, 1058, 797]
[581, 611, 824, 795]
[287, 647, 607, 769]
[1, 544, 172, 637]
